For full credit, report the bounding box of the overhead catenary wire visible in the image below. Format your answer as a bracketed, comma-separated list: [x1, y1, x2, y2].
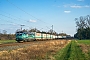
[0, 10, 27, 22]
[0, 10, 36, 26]
[0, 18, 21, 26]
[6, 0, 50, 25]
[0, 10, 50, 30]
[0, 0, 54, 33]
[0, 14, 24, 26]
[0, 18, 20, 32]
[6, 0, 52, 25]
[0, 14, 26, 30]
[0, 13, 51, 32]
[0, 10, 31, 27]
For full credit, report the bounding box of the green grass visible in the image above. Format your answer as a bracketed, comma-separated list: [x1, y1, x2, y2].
[77, 40, 90, 45]
[77, 40, 90, 60]
[55, 42, 71, 60]
[54, 40, 87, 60]
[0, 40, 16, 44]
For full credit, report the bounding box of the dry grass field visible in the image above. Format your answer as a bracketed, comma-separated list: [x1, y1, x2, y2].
[0, 40, 71, 60]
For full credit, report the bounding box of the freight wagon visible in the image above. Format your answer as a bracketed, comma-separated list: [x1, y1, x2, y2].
[15, 31, 68, 42]
[15, 31, 56, 42]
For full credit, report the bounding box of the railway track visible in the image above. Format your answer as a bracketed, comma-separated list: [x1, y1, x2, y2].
[0, 40, 67, 51]
[0, 40, 48, 51]
[0, 41, 36, 47]
[0, 39, 68, 47]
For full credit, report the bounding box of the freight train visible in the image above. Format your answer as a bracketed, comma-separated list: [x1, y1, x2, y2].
[15, 31, 67, 42]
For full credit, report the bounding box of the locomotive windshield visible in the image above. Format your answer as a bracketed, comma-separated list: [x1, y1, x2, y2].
[16, 31, 28, 36]
[16, 33, 22, 36]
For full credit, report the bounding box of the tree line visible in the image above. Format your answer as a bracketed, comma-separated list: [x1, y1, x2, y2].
[0, 34, 15, 40]
[74, 15, 90, 39]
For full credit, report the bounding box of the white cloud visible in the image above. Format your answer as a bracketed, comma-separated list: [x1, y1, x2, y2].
[63, 4, 82, 8]
[77, 0, 84, 2]
[70, 5, 90, 8]
[64, 10, 71, 13]
[63, 3, 90, 8]
[70, 5, 82, 8]
[29, 19, 36, 23]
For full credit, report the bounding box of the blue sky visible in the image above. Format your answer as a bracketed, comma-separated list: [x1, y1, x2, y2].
[0, 0, 90, 36]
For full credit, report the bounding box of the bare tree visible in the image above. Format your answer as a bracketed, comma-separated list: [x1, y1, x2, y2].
[29, 28, 40, 32]
[86, 15, 90, 27]
[3, 30, 7, 34]
[74, 15, 90, 39]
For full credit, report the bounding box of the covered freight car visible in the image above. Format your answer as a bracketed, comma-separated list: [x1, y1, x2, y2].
[15, 31, 56, 42]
